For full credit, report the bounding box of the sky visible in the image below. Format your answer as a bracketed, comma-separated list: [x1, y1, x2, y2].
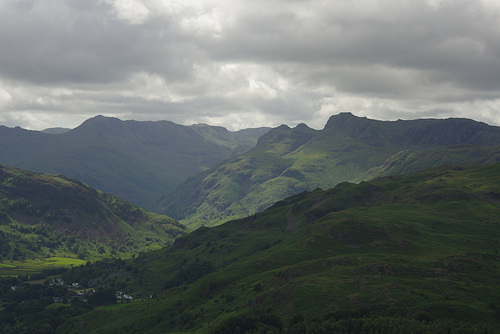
[1, 0, 500, 131]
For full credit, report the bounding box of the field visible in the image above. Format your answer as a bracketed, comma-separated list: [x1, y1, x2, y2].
[0, 257, 87, 276]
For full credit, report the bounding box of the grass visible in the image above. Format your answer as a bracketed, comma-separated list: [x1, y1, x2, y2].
[358, 145, 500, 182]
[96, 303, 132, 311]
[0, 257, 87, 276]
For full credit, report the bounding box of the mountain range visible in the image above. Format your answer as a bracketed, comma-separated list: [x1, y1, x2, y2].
[158, 113, 500, 228]
[3, 113, 500, 230]
[0, 116, 269, 210]
[1, 113, 500, 332]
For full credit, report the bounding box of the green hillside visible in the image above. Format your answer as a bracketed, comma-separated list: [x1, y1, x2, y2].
[0, 164, 186, 269]
[159, 113, 500, 228]
[356, 144, 500, 181]
[0, 116, 269, 209]
[51, 163, 500, 333]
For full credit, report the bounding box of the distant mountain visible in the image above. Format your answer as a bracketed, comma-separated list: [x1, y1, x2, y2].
[0, 164, 186, 261]
[159, 113, 500, 228]
[0, 116, 269, 209]
[41, 127, 71, 134]
[58, 163, 500, 332]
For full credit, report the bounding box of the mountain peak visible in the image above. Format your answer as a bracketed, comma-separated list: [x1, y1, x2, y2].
[323, 112, 369, 130]
[72, 115, 120, 131]
[256, 124, 291, 145]
[295, 123, 311, 130]
[84, 115, 121, 125]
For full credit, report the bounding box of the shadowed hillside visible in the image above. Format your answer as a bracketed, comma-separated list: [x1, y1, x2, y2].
[55, 163, 500, 333]
[0, 116, 269, 209]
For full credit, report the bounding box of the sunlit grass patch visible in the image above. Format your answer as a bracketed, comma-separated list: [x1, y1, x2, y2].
[0, 257, 87, 276]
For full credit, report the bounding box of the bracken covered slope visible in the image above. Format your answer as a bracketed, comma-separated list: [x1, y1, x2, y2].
[59, 163, 500, 333]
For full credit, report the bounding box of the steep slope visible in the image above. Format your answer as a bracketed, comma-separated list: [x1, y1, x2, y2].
[356, 144, 500, 181]
[58, 163, 500, 333]
[0, 125, 58, 164]
[0, 116, 269, 209]
[159, 113, 500, 228]
[0, 164, 186, 262]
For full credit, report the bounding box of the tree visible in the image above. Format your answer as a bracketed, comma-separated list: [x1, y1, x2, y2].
[87, 288, 116, 306]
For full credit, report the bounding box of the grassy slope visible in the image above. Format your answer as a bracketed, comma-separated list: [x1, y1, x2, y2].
[161, 113, 500, 228]
[356, 144, 500, 181]
[0, 164, 186, 270]
[59, 163, 500, 333]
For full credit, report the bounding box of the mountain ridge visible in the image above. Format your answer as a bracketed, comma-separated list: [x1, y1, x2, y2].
[0, 115, 270, 209]
[159, 113, 500, 228]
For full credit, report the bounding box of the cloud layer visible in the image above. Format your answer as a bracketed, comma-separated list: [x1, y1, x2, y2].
[1, 0, 500, 130]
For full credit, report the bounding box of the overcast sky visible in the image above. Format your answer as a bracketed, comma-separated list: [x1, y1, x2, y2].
[1, 0, 500, 131]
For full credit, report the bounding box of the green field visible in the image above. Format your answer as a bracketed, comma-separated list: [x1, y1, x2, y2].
[0, 257, 87, 276]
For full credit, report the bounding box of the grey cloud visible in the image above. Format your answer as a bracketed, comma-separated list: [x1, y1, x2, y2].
[0, 0, 194, 85]
[202, 0, 500, 98]
[0, 0, 499, 130]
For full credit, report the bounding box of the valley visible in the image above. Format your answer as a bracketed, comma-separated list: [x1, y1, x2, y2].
[1, 114, 500, 333]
